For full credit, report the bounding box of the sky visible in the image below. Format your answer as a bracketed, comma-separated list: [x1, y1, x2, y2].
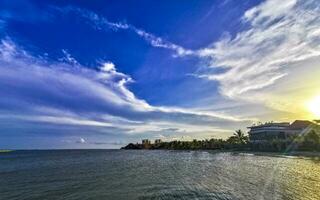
[0, 0, 320, 149]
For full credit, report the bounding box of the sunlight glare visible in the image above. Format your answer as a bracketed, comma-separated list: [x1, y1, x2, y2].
[307, 95, 320, 118]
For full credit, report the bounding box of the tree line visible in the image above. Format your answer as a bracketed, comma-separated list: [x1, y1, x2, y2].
[122, 129, 320, 152]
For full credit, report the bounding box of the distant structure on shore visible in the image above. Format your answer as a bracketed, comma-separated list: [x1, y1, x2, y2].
[142, 139, 151, 145]
[248, 120, 319, 143]
[121, 119, 320, 151]
[154, 139, 162, 144]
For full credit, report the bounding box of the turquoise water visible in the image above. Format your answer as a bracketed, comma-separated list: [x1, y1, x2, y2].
[0, 150, 319, 200]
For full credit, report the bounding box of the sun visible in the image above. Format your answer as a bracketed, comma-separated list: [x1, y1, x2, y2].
[307, 95, 320, 118]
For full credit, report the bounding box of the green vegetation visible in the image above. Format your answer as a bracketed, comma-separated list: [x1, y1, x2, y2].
[122, 129, 320, 152]
[0, 150, 14, 153]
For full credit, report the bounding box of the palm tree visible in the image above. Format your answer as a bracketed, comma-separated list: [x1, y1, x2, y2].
[233, 129, 247, 144]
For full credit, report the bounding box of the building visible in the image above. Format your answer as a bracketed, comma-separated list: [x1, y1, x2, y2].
[142, 139, 151, 145]
[154, 139, 162, 144]
[248, 120, 318, 143]
[286, 120, 315, 135]
[248, 122, 290, 142]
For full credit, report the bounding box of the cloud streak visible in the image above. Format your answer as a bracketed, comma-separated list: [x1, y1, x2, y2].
[60, 2, 320, 114]
[56, 6, 194, 57]
[3, 0, 317, 146]
[196, 0, 320, 100]
[0, 38, 250, 141]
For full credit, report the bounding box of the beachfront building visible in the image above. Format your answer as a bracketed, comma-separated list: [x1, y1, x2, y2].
[248, 122, 290, 142]
[285, 120, 316, 135]
[142, 139, 151, 145]
[154, 139, 162, 144]
[248, 120, 318, 143]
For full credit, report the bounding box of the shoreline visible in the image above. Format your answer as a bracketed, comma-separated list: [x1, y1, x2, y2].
[222, 150, 320, 158]
[0, 150, 14, 153]
[1, 149, 319, 158]
[121, 148, 320, 158]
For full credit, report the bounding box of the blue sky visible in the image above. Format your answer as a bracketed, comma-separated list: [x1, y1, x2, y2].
[1, 0, 320, 149]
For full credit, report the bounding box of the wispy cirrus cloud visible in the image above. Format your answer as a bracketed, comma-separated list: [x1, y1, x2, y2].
[55, 6, 194, 57]
[59, 2, 320, 114]
[2, 0, 318, 147]
[197, 0, 320, 100]
[0, 38, 251, 142]
[186, 0, 320, 121]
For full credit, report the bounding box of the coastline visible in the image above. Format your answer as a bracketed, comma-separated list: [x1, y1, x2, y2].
[226, 150, 320, 159]
[0, 150, 14, 153]
[1, 148, 319, 159]
[121, 148, 320, 158]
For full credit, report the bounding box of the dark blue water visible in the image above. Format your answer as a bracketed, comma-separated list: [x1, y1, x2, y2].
[0, 150, 319, 200]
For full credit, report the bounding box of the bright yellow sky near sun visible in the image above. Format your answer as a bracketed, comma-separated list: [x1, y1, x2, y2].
[260, 61, 320, 122]
[306, 95, 320, 119]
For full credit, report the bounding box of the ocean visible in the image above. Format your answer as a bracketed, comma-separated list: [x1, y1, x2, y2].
[0, 150, 319, 200]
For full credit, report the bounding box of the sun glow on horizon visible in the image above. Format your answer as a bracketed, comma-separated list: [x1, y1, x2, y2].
[307, 95, 320, 118]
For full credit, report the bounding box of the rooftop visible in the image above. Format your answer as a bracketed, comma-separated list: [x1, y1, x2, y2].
[248, 120, 316, 130]
[288, 120, 314, 130]
[248, 122, 290, 129]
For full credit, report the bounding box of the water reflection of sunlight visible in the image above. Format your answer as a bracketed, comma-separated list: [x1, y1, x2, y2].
[285, 159, 320, 199]
[259, 129, 319, 199]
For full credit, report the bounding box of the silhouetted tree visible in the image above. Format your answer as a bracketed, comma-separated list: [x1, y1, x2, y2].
[233, 129, 248, 144]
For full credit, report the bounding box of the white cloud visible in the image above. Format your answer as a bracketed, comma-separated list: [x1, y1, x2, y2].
[60, 49, 79, 65]
[196, 0, 320, 104]
[4, 0, 318, 136]
[101, 62, 115, 72]
[132, 28, 194, 57]
[4, 0, 320, 146]
[243, 0, 297, 25]
[77, 137, 86, 144]
[0, 39, 21, 61]
[56, 6, 194, 57]
[0, 38, 250, 139]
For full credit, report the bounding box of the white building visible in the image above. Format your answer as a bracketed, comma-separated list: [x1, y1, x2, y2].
[248, 120, 318, 143]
